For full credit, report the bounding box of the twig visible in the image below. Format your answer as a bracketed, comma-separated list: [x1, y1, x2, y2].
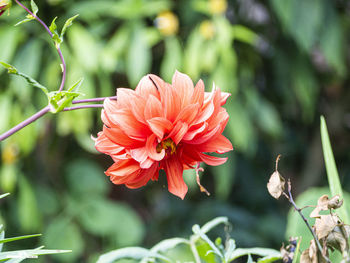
[63, 104, 103, 111]
[72, 96, 117, 104]
[0, 101, 108, 141]
[285, 180, 332, 263]
[14, 0, 67, 92]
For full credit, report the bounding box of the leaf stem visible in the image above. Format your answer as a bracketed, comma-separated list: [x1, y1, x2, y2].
[63, 104, 103, 111]
[14, 0, 67, 92]
[0, 97, 114, 141]
[14, 0, 52, 37]
[72, 96, 117, 104]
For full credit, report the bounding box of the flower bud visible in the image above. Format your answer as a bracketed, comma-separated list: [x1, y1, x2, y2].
[155, 11, 179, 36]
[209, 0, 227, 15]
[0, 0, 12, 17]
[199, 20, 215, 40]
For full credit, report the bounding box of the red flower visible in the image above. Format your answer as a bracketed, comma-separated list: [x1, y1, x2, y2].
[95, 71, 232, 199]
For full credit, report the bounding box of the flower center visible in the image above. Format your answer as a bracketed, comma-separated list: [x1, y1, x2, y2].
[156, 138, 176, 155]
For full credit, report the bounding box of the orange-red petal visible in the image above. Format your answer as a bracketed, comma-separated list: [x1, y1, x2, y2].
[164, 154, 187, 199]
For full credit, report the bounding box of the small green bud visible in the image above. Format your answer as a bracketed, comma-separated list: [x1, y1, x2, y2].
[0, 0, 12, 17]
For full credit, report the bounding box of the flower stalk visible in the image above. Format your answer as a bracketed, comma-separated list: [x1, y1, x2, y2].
[0, 97, 117, 141]
[0, 1, 120, 142]
[14, 0, 67, 92]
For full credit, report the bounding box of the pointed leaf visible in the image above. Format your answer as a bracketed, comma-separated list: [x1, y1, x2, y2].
[0, 234, 41, 244]
[49, 17, 62, 47]
[60, 14, 79, 39]
[30, 0, 38, 16]
[320, 116, 349, 223]
[229, 248, 281, 261]
[0, 62, 48, 94]
[200, 216, 229, 234]
[0, 193, 9, 199]
[68, 77, 84, 92]
[97, 247, 170, 263]
[14, 16, 34, 27]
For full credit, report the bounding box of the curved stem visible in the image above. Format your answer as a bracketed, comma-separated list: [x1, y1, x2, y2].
[57, 49, 66, 92]
[0, 106, 50, 141]
[63, 104, 103, 111]
[14, 0, 67, 92]
[72, 96, 117, 104]
[0, 95, 115, 141]
[14, 0, 52, 37]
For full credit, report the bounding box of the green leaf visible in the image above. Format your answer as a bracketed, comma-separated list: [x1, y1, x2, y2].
[214, 152, 235, 200]
[150, 238, 189, 253]
[43, 217, 83, 262]
[184, 29, 203, 79]
[68, 77, 83, 92]
[0, 234, 41, 244]
[0, 248, 71, 261]
[48, 90, 83, 113]
[228, 248, 281, 261]
[60, 14, 79, 39]
[224, 239, 236, 262]
[76, 198, 144, 246]
[200, 217, 229, 234]
[14, 16, 35, 27]
[30, 0, 39, 16]
[0, 226, 4, 252]
[257, 255, 282, 263]
[0, 193, 9, 200]
[0, 62, 17, 74]
[97, 247, 170, 263]
[192, 225, 223, 258]
[49, 17, 62, 47]
[320, 116, 349, 223]
[0, 62, 48, 94]
[67, 24, 99, 72]
[126, 23, 151, 86]
[18, 176, 42, 232]
[49, 16, 57, 33]
[65, 159, 108, 197]
[232, 25, 258, 45]
[160, 36, 182, 82]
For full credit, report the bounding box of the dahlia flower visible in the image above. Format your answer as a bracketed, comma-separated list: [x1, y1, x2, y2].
[95, 71, 232, 199]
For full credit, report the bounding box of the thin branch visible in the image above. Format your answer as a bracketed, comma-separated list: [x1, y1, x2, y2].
[0, 106, 50, 141]
[286, 180, 332, 263]
[72, 96, 117, 104]
[0, 95, 115, 141]
[14, 0, 52, 37]
[14, 0, 67, 92]
[63, 104, 103, 111]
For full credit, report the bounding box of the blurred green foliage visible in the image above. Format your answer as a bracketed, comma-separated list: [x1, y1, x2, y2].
[0, 0, 350, 262]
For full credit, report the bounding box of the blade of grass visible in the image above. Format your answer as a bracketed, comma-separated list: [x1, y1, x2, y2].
[320, 116, 349, 223]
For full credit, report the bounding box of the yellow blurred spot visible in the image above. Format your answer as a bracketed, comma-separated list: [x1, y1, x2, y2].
[209, 0, 227, 15]
[2, 143, 18, 165]
[199, 20, 215, 40]
[0, 0, 11, 11]
[156, 11, 179, 36]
